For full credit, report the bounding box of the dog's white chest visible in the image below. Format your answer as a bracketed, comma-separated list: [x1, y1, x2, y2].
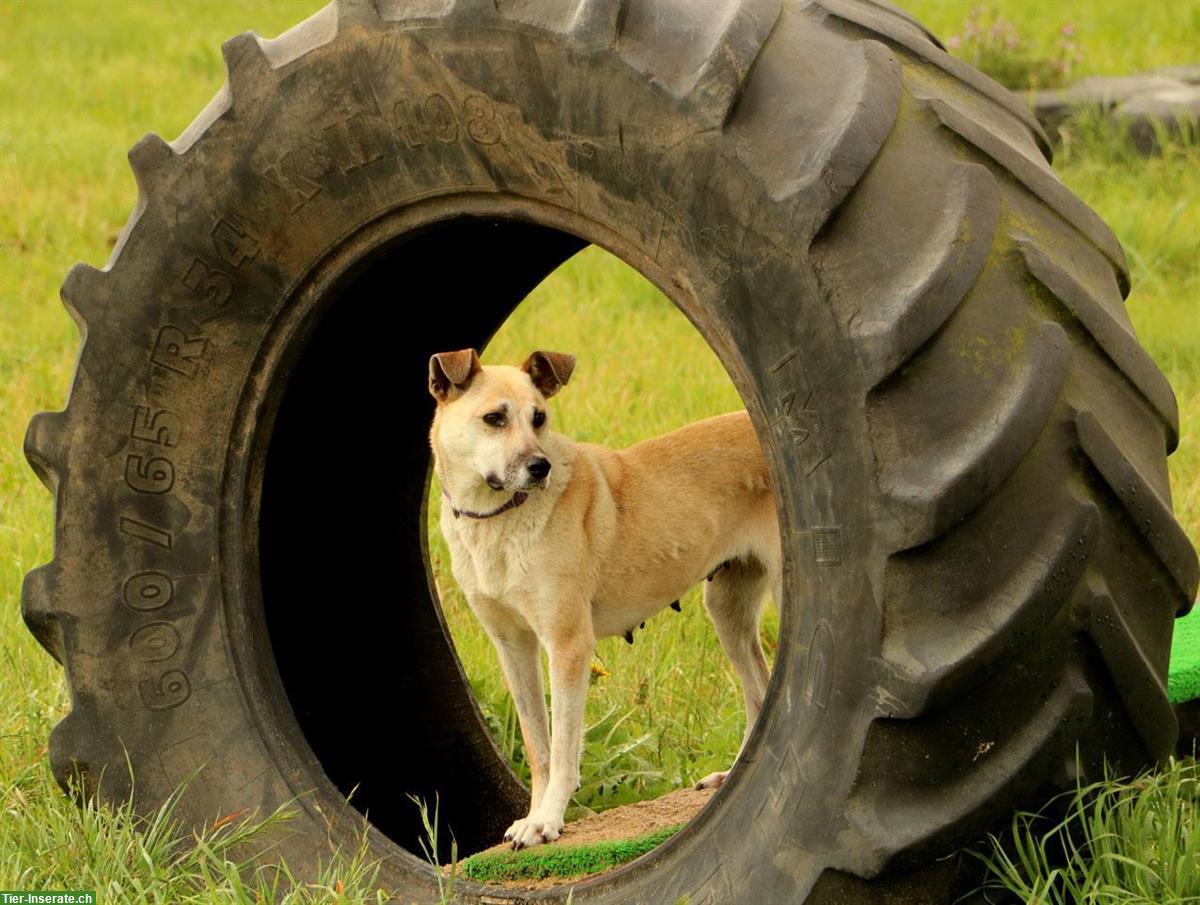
[441, 512, 540, 603]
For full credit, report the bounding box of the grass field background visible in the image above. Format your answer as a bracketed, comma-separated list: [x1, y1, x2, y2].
[1, 0, 1198, 900]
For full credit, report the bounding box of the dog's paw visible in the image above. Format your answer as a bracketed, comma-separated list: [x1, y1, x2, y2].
[503, 814, 564, 850]
[695, 770, 729, 790]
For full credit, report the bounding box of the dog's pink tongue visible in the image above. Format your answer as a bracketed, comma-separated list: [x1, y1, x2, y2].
[514, 492, 528, 504]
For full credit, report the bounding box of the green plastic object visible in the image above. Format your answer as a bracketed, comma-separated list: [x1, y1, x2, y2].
[1169, 607, 1200, 704]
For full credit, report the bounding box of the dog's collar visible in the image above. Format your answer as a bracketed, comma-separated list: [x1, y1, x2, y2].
[441, 486, 529, 520]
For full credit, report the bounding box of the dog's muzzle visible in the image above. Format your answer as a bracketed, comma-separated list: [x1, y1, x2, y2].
[528, 457, 551, 481]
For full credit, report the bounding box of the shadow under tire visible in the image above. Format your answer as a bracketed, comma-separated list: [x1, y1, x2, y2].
[24, 0, 1198, 901]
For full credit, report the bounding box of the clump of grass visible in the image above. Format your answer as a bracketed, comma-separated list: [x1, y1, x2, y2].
[972, 756, 1200, 903]
[409, 793, 458, 904]
[0, 757, 387, 903]
[944, 5, 1083, 90]
[459, 824, 682, 884]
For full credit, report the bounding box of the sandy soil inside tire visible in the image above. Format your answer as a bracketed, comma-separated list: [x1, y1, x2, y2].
[455, 786, 716, 888]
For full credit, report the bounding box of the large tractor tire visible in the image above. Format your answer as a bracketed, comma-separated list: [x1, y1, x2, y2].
[24, 0, 1198, 901]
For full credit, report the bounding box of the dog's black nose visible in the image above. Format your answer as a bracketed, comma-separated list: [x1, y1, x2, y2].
[528, 458, 551, 480]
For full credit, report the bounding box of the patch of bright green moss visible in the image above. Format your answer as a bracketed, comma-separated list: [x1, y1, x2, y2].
[459, 824, 683, 884]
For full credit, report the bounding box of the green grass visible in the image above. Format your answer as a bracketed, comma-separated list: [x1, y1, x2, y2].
[1, 0, 1198, 900]
[902, 0, 1200, 85]
[458, 824, 682, 884]
[458, 816, 686, 883]
[974, 756, 1200, 904]
[0, 763, 389, 903]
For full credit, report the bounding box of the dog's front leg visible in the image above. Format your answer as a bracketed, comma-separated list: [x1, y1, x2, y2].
[504, 628, 593, 850]
[488, 626, 551, 813]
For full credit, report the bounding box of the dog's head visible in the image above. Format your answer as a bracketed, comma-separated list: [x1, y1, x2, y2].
[428, 349, 576, 492]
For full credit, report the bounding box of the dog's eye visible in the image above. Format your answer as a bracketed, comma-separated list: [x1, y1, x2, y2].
[482, 411, 507, 428]
[532, 410, 546, 428]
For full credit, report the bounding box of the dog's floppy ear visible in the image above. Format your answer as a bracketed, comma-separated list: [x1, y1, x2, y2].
[521, 350, 576, 398]
[429, 349, 481, 402]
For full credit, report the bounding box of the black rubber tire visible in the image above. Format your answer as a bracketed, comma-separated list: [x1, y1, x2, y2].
[24, 0, 1199, 901]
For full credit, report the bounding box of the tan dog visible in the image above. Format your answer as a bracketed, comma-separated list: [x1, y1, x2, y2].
[428, 349, 780, 849]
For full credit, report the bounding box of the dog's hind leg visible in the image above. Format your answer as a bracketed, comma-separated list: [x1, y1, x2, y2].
[696, 558, 771, 790]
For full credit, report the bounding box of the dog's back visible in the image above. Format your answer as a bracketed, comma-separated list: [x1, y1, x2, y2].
[548, 411, 779, 638]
